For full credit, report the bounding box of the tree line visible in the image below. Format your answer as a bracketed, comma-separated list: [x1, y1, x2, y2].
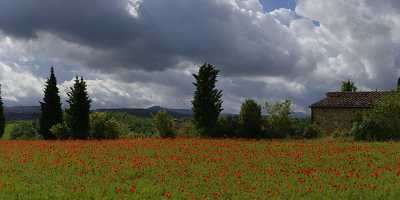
[0, 64, 320, 140]
[178, 63, 318, 139]
[0, 67, 91, 139]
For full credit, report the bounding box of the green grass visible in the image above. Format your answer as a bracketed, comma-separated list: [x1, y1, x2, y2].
[2, 122, 16, 140]
[0, 139, 399, 199]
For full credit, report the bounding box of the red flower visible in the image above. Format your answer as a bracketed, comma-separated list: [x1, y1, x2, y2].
[130, 185, 137, 193]
[164, 192, 172, 199]
[115, 186, 122, 193]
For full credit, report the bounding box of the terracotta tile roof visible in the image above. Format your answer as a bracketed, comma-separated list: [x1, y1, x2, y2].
[310, 91, 395, 108]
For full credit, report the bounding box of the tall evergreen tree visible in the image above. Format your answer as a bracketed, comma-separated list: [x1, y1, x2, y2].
[341, 80, 357, 92]
[192, 63, 223, 137]
[67, 76, 91, 139]
[39, 67, 63, 139]
[239, 99, 262, 138]
[0, 85, 5, 138]
[397, 77, 400, 91]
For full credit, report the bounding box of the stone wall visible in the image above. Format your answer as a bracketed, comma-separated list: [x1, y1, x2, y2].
[311, 108, 370, 135]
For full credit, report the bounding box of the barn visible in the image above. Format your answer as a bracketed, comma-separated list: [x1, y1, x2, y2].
[310, 92, 392, 134]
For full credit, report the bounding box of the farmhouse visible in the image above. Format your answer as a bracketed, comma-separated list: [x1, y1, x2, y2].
[310, 91, 393, 134]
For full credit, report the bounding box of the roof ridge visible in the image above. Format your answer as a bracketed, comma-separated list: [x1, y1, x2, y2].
[311, 91, 395, 108]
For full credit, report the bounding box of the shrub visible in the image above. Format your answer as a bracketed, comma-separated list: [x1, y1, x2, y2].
[216, 116, 239, 138]
[175, 119, 199, 138]
[286, 118, 322, 139]
[350, 118, 388, 141]
[302, 124, 322, 139]
[352, 93, 400, 141]
[10, 121, 40, 140]
[50, 123, 71, 140]
[264, 100, 293, 138]
[238, 100, 263, 138]
[153, 110, 175, 138]
[105, 112, 154, 137]
[90, 112, 123, 139]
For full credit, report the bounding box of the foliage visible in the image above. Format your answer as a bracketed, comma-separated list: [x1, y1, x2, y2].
[9, 121, 40, 140]
[264, 100, 293, 138]
[67, 76, 91, 139]
[216, 116, 239, 138]
[103, 112, 155, 137]
[152, 110, 175, 138]
[0, 85, 4, 138]
[39, 67, 63, 140]
[238, 99, 263, 138]
[350, 93, 400, 141]
[341, 80, 357, 92]
[175, 119, 199, 138]
[397, 77, 400, 92]
[50, 123, 71, 140]
[192, 63, 223, 137]
[90, 112, 122, 139]
[291, 118, 322, 139]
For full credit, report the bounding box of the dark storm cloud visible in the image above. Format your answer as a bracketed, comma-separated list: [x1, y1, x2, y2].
[0, 0, 143, 48]
[0, 0, 302, 76]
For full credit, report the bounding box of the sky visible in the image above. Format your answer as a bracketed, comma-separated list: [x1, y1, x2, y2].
[0, 0, 400, 113]
[260, 0, 295, 11]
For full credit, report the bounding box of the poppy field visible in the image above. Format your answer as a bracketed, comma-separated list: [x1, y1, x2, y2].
[0, 139, 399, 199]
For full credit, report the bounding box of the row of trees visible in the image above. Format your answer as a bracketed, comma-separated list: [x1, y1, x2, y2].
[190, 63, 320, 139]
[1, 63, 318, 140]
[39, 68, 91, 139]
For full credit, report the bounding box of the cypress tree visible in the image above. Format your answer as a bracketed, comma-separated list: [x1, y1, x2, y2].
[67, 76, 91, 139]
[239, 99, 262, 138]
[0, 85, 5, 138]
[397, 77, 400, 91]
[192, 63, 223, 137]
[39, 67, 63, 139]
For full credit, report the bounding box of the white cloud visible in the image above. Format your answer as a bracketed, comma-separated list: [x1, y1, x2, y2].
[0, 0, 399, 113]
[0, 62, 44, 103]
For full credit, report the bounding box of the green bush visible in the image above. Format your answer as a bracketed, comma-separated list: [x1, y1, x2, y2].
[350, 118, 388, 141]
[50, 123, 71, 139]
[90, 112, 123, 139]
[153, 110, 175, 138]
[10, 121, 41, 140]
[216, 116, 239, 138]
[238, 100, 263, 138]
[290, 118, 320, 139]
[264, 100, 294, 138]
[175, 119, 199, 138]
[108, 113, 155, 137]
[301, 124, 322, 139]
[351, 93, 400, 141]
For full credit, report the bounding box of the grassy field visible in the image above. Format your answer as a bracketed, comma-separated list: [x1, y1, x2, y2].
[1, 122, 16, 140]
[0, 139, 399, 199]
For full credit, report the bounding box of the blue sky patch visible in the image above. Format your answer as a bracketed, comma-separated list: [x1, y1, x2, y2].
[260, 0, 296, 12]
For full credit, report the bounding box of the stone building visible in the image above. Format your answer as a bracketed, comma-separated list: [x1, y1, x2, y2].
[310, 92, 392, 134]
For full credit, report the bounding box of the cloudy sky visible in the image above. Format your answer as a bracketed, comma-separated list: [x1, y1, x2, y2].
[0, 0, 399, 113]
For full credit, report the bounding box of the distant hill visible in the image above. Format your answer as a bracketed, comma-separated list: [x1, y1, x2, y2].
[292, 112, 309, 119]
[95, 106, 194, 118]
[5, 106, 41, 121]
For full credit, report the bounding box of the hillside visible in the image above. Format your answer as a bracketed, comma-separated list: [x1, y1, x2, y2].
[95, 106, 193, 118]
[4, 106, 41, 121]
